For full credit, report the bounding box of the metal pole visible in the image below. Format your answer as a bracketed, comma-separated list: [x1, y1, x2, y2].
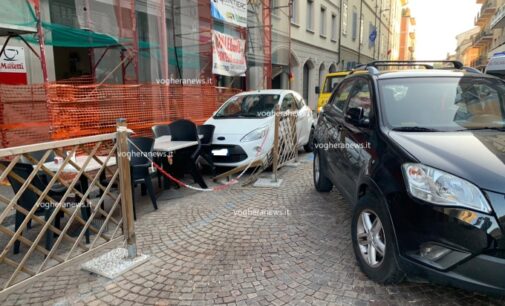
[272, 105, 280, 182]
[34, 0, 49, 85]
[131, 0, 139, 82]
[159, 0, 169, 80]
[263, 0, 272, 89]
[116, 119, 137, 259]
[288, 0, 292, 90]
[338, 0, 343, 70]
[357, 0, 363, 65]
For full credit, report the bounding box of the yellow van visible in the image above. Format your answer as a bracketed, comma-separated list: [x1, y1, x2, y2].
[315, 71, 350, 112]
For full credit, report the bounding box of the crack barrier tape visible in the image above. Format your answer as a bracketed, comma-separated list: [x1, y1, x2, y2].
[125, 127, 270, 192]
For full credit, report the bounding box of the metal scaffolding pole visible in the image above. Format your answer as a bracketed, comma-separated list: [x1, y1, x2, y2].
[262, 0, 272, 89]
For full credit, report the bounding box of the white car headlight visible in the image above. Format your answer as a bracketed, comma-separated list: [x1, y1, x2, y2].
[402, 163, 492, 213]
[241, 126, 269, 142]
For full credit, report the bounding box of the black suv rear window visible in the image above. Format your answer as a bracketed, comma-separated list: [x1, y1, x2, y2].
[379, 77, 505, 131]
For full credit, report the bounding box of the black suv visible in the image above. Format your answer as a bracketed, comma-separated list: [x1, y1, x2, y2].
[313, 61, 505, 295]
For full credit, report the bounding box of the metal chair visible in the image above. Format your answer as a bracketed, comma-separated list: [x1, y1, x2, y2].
[169, 119, 208, 189]
[128, 137, 158, 220]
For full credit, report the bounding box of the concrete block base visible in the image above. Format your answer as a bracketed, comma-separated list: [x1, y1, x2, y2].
[253, 178, 283, 188]
[81, 248, 150, 279]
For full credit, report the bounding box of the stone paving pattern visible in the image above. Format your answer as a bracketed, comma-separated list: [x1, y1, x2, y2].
[1, 160, 505, 305]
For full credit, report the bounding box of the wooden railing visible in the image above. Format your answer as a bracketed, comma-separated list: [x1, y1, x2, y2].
[0, 120, 135, 298]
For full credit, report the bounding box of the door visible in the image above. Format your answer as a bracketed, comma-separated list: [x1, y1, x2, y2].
[340, 77, 374, 195]
[318, 79, 356, 197]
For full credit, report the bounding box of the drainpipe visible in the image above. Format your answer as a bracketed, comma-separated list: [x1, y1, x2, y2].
[357, 0, 363, 65]
[338, 0, 343, 70]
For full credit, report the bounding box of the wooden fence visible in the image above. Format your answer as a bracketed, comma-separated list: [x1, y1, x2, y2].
[0, 120, 135, 298]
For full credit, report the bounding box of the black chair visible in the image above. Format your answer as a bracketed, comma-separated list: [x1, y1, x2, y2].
[151, 124, 171, 138]
[3, 162, 90, 254]
[128, 137, 158, 220]
[197, 124, 216, 176]
[20, 150, 66, 193]
[169, 119, 208, 189]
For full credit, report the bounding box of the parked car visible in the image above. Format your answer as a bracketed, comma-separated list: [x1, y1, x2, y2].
[315, 71, 350, 113]
[485, 52, 505, 79]
[313, 60, 505, 295]
[205, 90, 315, 167]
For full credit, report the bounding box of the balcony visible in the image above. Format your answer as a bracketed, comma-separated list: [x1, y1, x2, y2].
[475, 0, 497, 27]
[472, 30, 494, 47]
[409, 31, 416, 39]
[491, 5, 505, 29]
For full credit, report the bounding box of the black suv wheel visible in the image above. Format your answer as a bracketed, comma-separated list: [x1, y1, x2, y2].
[351, 193, 404, 284]
[313, 149, 333, 192]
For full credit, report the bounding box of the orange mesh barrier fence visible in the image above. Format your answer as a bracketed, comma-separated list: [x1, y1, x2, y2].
[0, 83, 240, 148]
[0, 84, 50, 148]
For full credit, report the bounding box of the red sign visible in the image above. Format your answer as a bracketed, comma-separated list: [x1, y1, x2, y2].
[0, 46, 27, 85]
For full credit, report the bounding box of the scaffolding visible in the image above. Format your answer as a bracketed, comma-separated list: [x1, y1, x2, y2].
[0, 0, 276, 148]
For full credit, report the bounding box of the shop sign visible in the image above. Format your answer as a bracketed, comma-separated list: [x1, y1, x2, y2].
[211, 0, 248, 28]
[0, 46, 27, 85]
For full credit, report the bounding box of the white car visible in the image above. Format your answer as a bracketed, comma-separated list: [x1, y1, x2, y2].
[205, 89, 315, 167]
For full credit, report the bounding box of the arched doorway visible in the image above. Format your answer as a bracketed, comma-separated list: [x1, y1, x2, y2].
[329, 63, 337, 73]
[302, 60, 314, 103]
[318, 63, 326, 89]
[271, 48, 299, 90]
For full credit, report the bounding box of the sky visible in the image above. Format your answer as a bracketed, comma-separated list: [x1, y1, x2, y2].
[409, 0, 482, 59]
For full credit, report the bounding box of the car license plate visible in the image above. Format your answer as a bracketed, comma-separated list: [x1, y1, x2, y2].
[212, 149, 229, 156]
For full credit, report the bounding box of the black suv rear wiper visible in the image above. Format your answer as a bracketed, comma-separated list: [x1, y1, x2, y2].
[391, 127, 440, 132]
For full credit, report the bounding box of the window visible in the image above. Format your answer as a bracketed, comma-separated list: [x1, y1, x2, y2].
[271, 0, 279, 16]
[331, 14, 337, 41]
[342, 1, 348, 36]
[380, 78, 505, 131]
[295, 96, 305, 110]
[307, 0, 314, 31]
[347, 79, 371, 120]
[281, 94, 296, 111]
[329, 80, 355, 112]
[351, 7, 357, 41]
[320, 6, 327, 37]
[291, 0, 298, 24]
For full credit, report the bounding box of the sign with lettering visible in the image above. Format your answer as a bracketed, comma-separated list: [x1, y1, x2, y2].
[0, 46, 27, 85]
[212, 30, 246, 77]
[211, 0, 248, 28]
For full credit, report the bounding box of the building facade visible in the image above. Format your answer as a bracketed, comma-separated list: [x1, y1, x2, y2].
[455, 0, 505, 70]
[454, 27, 481, 66]
[1, 0, 404, 111]
[398, 6, 416, 60]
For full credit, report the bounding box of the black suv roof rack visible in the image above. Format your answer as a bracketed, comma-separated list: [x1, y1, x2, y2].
[349, 60, 465, 75]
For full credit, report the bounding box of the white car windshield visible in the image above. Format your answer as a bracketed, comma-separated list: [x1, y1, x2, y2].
[214, 94, 281, 118]
[380, 77, 505, 131]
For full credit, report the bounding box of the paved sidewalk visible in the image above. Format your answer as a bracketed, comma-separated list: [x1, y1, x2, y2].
[1, 160, 504, 305]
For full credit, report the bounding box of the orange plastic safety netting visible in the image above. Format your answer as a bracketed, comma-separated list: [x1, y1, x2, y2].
[0, 83, 240, 148]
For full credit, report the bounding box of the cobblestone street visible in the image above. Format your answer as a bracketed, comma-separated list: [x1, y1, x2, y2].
[1, 157, 504, 305]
